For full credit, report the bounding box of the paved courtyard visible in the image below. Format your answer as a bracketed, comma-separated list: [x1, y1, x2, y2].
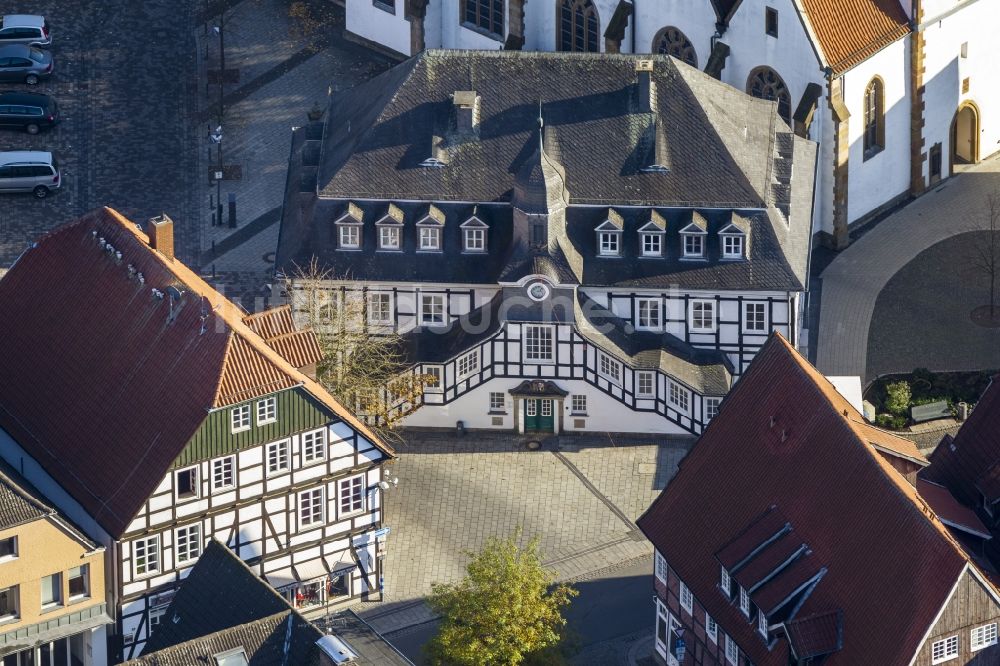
[360, 431, 690, 636]
[816, 158, 1000, 381]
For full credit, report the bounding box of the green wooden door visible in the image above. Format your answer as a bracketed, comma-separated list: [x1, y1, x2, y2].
[524, 399, 539, 430]
[524, 399, 554, 432]
[539, 399, 554, 431]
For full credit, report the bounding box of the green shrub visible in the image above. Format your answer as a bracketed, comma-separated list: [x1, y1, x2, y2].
[875, 414, 907, 430]
[885, 381, 912, 415]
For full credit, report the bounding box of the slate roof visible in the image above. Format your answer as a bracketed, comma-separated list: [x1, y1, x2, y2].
[0, 208, 392, 538]
[799, 0, 910, 74]
[636, 333, 988, 665]
[0, 459, 100, 549]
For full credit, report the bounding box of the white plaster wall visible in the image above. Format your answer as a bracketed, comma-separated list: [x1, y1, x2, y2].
[438, 1, 509, 50]
[633, 0, 716, 65]
[843, 39, 911, 223]
[920, 0, 1000, 181]
[346, 0, 412, 56]
[523, 0, 621, 52]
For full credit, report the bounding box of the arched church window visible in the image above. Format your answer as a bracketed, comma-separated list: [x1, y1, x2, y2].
[464, 0, 504, 37]
[558, 0, 600, 52]
[863, 77, 885, 157]
[747, 67, 792, 125]
[652, 26, 697, 67]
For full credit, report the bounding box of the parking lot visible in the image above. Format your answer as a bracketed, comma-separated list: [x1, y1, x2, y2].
[0, 1, 203, 265]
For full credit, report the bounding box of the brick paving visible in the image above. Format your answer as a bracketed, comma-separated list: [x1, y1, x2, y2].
[359, 431, 691, 636]
[0, 0, 203, 266]
[816, 157, 1000, 381]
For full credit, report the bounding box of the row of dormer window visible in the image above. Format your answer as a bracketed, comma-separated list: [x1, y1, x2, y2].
[597, 227, 745, 260]
[337, 224, 488, 253]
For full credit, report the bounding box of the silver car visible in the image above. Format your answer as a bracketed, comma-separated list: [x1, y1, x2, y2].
[0, 15, 50, 47]
[0, 151, 61, 198]
[0, 44, 52, 85]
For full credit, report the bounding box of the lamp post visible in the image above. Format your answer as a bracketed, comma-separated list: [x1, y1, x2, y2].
[210, 126, 223, 226]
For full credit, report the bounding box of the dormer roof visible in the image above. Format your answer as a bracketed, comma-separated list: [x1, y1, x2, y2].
[595, 209, 624, 231]
[417, 204, 446, 226]
[335, 201, 364, 224]
[638, 210, 667, 233]
[680, 212, 708, 234]
[376, 203, 404, 225]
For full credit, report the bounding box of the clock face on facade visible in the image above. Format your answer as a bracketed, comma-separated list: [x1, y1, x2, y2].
[527, 282, 550, 302]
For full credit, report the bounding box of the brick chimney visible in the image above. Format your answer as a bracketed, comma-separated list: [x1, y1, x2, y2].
[147, 215, 174, 260]
[636, 59, 654, 113]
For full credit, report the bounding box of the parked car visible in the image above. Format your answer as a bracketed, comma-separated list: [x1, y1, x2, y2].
[0, 91, 58, 133]
[0, 15, 50, 47]
[0, 44, 52, 85]
[0, 151, 60, 198]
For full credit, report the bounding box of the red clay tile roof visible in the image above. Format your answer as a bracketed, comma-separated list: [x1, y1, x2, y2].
[243, 305, 297, 339]
[917, 478, 991, 540]
[799, 0, 910, 74]
[786, 610, 843, 660]
[0, 208, 391, 538]
[637, 333, 980, 665]
[243, 306, 324, 370]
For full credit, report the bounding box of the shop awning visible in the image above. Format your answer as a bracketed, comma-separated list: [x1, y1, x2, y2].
[294, 559, 329, 583]
[264, 568, 296, 588]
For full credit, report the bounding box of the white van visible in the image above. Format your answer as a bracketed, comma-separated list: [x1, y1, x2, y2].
[0, 151, 60, 198]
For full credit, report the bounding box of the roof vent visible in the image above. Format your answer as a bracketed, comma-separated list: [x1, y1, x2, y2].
[636, 60, 654, 113]
[315, 635, 358, 664]
[453, 90, 481, 133]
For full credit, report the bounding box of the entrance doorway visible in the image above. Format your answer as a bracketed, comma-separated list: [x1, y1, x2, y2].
[524, 399, 554, 432]
[952, 102, 980, 168]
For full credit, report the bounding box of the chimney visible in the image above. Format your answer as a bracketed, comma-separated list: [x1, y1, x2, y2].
[453, 90, 480, 133]
[147, 214, 175, 260]
[636, 59, 654, 113]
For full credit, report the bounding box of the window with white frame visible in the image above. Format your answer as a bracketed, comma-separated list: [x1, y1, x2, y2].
[298, 488, 325, 528]
[339, 475, 365, 516]
[524, 325, 554, 362]
[707, 614, 718, 643]
[40, 573, 61, 608]
[338, 225, 360, 249]
[669, 382, 690, 412]
[133, 535, 160, 577]
[378, 226, 400, 250]
[683, 233, 704, 257]
[463, 227, 486, 252]
[421, 294, 445, 325]
[256, 396, 276, 425]
[266, 440, 290, 476]
[231, 404, 250, 433]
[424, 366, 442, 391]
[489, 392, 506, 412]
[743, 302, 768, 333]
[722, 234, 745, 259]
[637, 371, 655, 398]
[641, 233, 663, 256]
[571, 394, 587, 414]
[679, 581, 693, 613]
[368, 292, 392, 325]
[68, 565, 89, 599]
[705, 397, 721, 421]
[302, 428, 327, 463]
[932, 635, 959, 663]
[740, 586, 750, 615]
[636, 298, 662, 330]
[457, 350, 479, 379]
[212, 456, 235, 491]
[720, 566, 731, 596]
[599, 231, 621, 256]
[176, 524, 202, 564]
[972, 623, 998, 651]
[758, 609, 768, 636]
[419, 227, 441, 250]
[654, 551, 667, 582]
[598, 353, 621, 384]
[175, 466, 199, 500]
[690, 300, 716, 332]
[725, 635, 738, 664]
[0, 536, 16, 560]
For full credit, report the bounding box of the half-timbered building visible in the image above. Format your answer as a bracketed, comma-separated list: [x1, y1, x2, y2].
[0, 208, 395, 662]
[636, 333, 1000, 665]
[277, 50, 816, 437]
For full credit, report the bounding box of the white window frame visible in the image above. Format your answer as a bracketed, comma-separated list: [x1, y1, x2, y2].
[705, 397, 721, 421]
[722, 234, 745, 259]
[682, 233, 705, 258]
[743, 301, 768, 333]
[338, 224, 361, 249]
[523, 324, 554, 363]
[739, 586, 750, 616]
[0, 536, 18, 562]
[707, 614, 718, 643]
[720, 566, 731, 596]
[932, 635, 959, 663]
[598, 231, 621, 256]
[690, 300, 717, 333]
[636, 298, 662, 331]
[636, 371, 655, 398]
[301, 428, 327, 464]
[457, 350, 479, 379]
[231, 404, 251, 433]
[758, 608, 768, 636]
[175, 524, 202, 564]
[420, 294, 445, 326]
[669, 382, 690, 413]
[133, 535, 161, 578]
[338, 475, 366, 517]
[654, 551, 667, 583]
[67, 564, 89, 600]
[175, 465, 200, 501]
[211, 456, 236, 492]
[378, 225, 400, 250]
[598, 353, 621, 385]
[725, 635, 738, 665]
[419, 226, 441, 250]
[641, 233, 663, 257]
[423, 365, 443, 393]
[679, 581, 693, 614]
[972, 623, 998, 651]
[40, 573, 62, 609]
[256, 396, 277, 425]
[368, 292, 393, 325]
[489, 392, 506, 413]
[571, 394, 587, 414]
[266, 439, 290, 476]
[298, 487, 326, 528]
[463, 227, 486, 252]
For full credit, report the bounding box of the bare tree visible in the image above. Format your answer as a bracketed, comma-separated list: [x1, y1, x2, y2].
[287, 258, 431, 444]
[971, 189, 1000, 319]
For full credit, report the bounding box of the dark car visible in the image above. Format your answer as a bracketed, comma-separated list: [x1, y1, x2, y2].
[0, 44, 52, 85]
[0, 91, 57, 134]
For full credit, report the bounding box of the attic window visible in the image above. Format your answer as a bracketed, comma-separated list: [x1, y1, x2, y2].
[599, 231, 621, 256]
[338, 225, 360, 250]
[379, 226, 400, 249]
[461, 217, 488, 253]
[641, 233, 662, 256]
[720, 566, 732, 597]
[722, 235, 744, 259]
[758, 609, 768, 637]
[213, 647, 249, 666]
[682, 233, 704, 258]
[420, 157, 446, 168]
[739, 586, 750, 616]
[420, 227, 441, 250]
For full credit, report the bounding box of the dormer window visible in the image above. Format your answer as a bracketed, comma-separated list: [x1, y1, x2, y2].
[722, 235, 743, 258]
[758, 608, 768, 637]
[740, 586, 750, 616]
[720, 214, 750, 260]
[335, 203, 364, 250]
[596, 210, 624, 257]
[461, 215, 488, 253]
[417, 205, 445, 251]
[720, 566, 732, 597]
[339, 226, 360, 249]
[376, 204, 404, 250]
[680, 212, 707, 259]
[638, 212, 666, 257]
[420, 227, 440, 250]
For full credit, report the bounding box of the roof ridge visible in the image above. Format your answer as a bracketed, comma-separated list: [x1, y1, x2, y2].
[242, 304, 292, 322]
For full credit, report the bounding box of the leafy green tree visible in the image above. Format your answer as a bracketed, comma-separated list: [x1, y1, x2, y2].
[885, 380, 912, 416]
[426, 530, 578, 666]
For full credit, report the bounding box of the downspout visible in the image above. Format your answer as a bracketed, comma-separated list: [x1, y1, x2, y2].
[630, 0, 637, 53]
